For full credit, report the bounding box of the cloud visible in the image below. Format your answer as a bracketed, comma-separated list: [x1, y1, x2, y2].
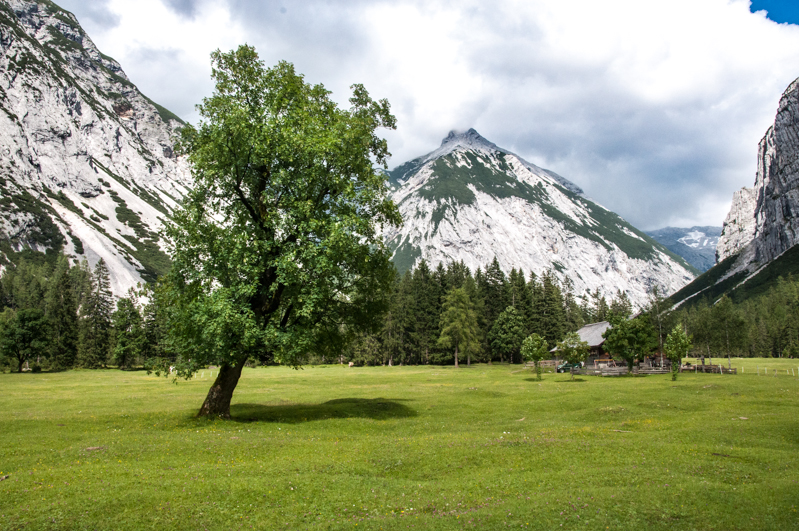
[59, 0, 799, 230]
[162, 0, 203, 19]
[55, 0, 120, 30]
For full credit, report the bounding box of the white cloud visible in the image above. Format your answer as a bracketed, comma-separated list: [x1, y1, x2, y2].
[57, 0, 799, 229]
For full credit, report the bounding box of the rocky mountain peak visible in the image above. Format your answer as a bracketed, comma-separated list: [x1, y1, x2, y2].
[384, 131, 695, 310]
[440, 128, 498, 149]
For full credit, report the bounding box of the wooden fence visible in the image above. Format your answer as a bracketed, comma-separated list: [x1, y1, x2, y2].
[681, 364, 737, 374]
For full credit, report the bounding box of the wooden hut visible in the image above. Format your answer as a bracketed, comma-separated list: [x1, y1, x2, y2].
[549, 321, 613, 366]
[576, 321, 613, 365]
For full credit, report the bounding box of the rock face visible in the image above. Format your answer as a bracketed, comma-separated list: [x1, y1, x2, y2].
[751, 79, 799, 264]
[671, 76, 799, 307]
[0, 0, 191, 295]
[385, 129, 695, 309]
[715, 77, 799, 270]
[716, 188, 757, 262]
[645, 226, 721, 273]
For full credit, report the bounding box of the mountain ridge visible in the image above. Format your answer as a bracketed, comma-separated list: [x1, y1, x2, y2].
[384, 130, 696, 309]
[644, 226, 721, 272]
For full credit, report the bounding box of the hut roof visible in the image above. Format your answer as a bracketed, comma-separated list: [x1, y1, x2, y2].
[576, 321, 612, 348]
[549, 321, 612, 352]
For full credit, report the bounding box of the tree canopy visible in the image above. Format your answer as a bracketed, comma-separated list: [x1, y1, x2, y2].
[166, 45, 401, 417]
[664, 325, 691, 381]
[437, 287, 480, 367]
[521, 333, 548, 380]
[602, 315, 657, 371]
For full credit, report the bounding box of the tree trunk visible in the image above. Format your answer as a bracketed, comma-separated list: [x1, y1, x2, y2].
[467, 351, 471, 366]
[454, 345, 459, 368]
[198, 359, 247, 418]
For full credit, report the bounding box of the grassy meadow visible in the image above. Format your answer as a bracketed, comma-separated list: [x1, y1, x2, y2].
[1, 361, 798, 530]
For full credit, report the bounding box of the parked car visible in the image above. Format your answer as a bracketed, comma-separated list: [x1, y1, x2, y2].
[556, 362, 582, 373]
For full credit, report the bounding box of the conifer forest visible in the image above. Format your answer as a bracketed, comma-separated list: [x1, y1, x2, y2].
[2, 253, 796, 373]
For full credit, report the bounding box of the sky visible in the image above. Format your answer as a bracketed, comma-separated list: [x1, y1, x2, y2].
[55, 0, 799, 231]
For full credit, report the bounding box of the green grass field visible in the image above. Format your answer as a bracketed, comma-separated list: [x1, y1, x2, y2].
[1, 361, 798, 530]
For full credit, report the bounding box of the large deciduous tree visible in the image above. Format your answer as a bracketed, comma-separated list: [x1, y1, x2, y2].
[602, 315, 658, 371]
[488, 306, 527, 363]
[166, 46, 400, 418]
[0, 307, 47, 372]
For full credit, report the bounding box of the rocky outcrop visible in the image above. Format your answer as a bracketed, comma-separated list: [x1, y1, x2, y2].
[645, 226, 721, 272]
[751, 79, 799, 264]
[671, 76, 799, 307]
[385, 130, 695, 310]
[715, 77, 799, 270]
[716, 187, 757, 262]
[0, 0, 191, 295]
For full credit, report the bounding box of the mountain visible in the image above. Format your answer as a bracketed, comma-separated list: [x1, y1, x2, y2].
[384, 128, 696, 309]
[670, 76, 799, 306]
[0, 0, 191, 295]
[644, 226, 721, 272]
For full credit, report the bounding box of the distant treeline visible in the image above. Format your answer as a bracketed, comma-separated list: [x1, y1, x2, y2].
[672, 275, 799, 359]
[339, 258, 637, 366]
[2, 253, 795, 373]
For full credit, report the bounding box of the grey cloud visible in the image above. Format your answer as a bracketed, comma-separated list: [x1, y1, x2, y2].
[77, 0, 799, 231]
[162, 0, 203, 19]
[122, 47, 212, 121]
[55, 0, 120, 29]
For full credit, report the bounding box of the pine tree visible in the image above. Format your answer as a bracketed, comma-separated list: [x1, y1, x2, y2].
[488, 306, 527, 363]
[112, 291, 144, 369]
[78, 259, 113, 368]
[44, 256, 78, 369]
[411, 260, 440, 365]
[437, 287, 480, 367]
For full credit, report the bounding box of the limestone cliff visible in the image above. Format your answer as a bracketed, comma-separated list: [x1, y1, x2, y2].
[0, 0, 191, 295]
[672, 76, 799, 306]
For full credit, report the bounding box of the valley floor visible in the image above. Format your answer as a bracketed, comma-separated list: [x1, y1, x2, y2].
[1, 363, 798, 530]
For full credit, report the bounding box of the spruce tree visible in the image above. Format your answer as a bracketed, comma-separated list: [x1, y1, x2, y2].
[411, 260, 440, 365]
[44, 256, 78, 369]
[481, 257, 509, 359]
[437, 287, 480, 367]
[610, 290, 632, 319]
[537, 271, 565, 344]
[112, 292, 144, 369]
[78, 259, 113, 368]
[382, 271, 414, 366]
[141, 283, 171, 363]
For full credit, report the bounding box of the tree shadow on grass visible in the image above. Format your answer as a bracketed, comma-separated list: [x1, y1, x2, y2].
[230, 398, 417, 424]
